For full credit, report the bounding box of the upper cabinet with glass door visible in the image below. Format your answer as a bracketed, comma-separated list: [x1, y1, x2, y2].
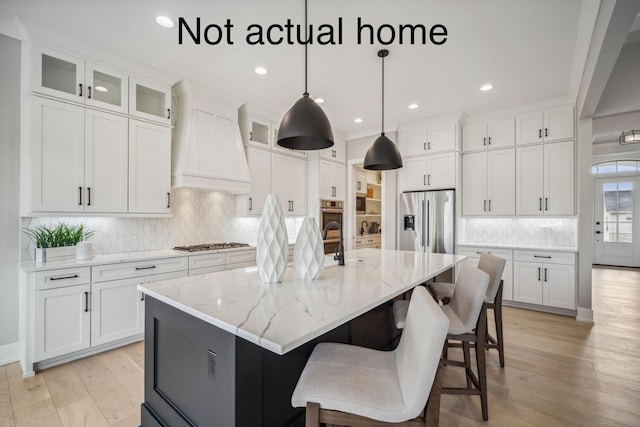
[129, 77, 171, 125]
[32, 46, 128, 114]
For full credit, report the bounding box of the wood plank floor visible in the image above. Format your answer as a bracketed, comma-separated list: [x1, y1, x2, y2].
[1, 266, 639, 426]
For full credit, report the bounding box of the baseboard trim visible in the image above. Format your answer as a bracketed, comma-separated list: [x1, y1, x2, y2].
[576, 306, 595, 324]
[0, 341, 19, 367]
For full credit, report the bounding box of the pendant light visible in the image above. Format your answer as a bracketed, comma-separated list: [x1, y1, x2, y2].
[277, 0, 334, 150]
[363, 49, 403, 170]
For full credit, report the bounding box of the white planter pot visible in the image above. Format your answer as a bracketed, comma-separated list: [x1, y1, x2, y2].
[35, 246, 77, 263]
[255, 194, 289, 283]
[294, 217, 325, 280]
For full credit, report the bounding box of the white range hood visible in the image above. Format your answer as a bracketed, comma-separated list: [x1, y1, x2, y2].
[171, 80, 251, 193]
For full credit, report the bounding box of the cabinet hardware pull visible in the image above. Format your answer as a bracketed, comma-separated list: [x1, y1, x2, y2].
[249, 197, 253, 211]
[88, 86, 92, 99]
[423, 175, 427, 186]
[135, 265, 157, 270]
[79, 186, 83, 205]
[538, 129, 542, 138]
[84, 291, 89, 312]
[249, 131, 253, 141]
[538, 267, 541, 281]
[545, 128, 548, 138]
[488, 136, 491, 145]
[167, 108, 171, 119]
[140, 293, 145, 301]
[424, 142, 427, 151]
[79, 83, 83, 97]
[488, 199, 491, 211]
[484, 200, 487, 212]
[427, 141, 431, 150]
[87, 187, 91, 206]
[545, 197, 548, 211]
[539, 197, 542, 211]
[534, 255, 552, 259]
[50, 274, 79, 281]
[483, 138, 486, 146]
[167, 192, 171, 208]
[427, 174, 431, 185]
[544, 268, 548, 282]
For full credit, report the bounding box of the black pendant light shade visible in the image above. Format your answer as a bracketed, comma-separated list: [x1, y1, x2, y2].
[364, 49, 403, 170]
[277, 93, 334, 150]
[276, 0, 334, 151]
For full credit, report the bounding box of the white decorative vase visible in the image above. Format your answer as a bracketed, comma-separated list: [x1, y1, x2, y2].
[256, 194, 289, 283]
[294, 218, 325, 280]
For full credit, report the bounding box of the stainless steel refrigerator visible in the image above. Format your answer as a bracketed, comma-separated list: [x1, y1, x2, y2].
[398, 190, 455, 254]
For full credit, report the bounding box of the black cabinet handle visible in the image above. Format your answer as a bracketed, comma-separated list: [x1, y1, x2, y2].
[88, 86, 92, 99]
[135, 265, 157, 271]
[140, 293, 145, 301]
[488, 199, 491, 211]
[545, 197, 548, 211]
[538, 129, 542, 138]
[534, 255, 552, 259]
[249, 197, 253, 211]
[545, 128, 548, 138]
[595, 230, 601, 234]
[544, 268, 548, 282]
[427, 174, 431, 185]
[249, 131, 253, 141]
[84, 291, 89, 312]
[427, 142, 431, 150]
[538, 267, 541, 281]
[167, 192, 171, 208]
[484, 200, 487, 212]
[483, 138, 486, 146]
[424, 175, 427, 186]
[424, 142, 427, 151]
[50, 274, 79, 281]
[79, 186, 83, 205]
[79, 83, 83, 97]
[488, 136, 491, 145]
[87, 187, 91, 206]
[539, 197, 542, 211]
[167, 108, 171, 119]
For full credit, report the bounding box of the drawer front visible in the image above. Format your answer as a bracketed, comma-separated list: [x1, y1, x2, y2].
[189, 265, 225, 276]
[34, 267, 91, 290]
[225, 260, 256, 271]
[513, 250, 575, 265]
[92, 257, 188, 283]
[189, 253, 226, 271]
[457, 246, 512, 260]
[225, 250, 256, 265]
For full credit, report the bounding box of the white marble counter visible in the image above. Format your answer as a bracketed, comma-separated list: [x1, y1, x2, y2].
[138, 248, 467, 355]
[19, 246, 256, 272]
[457, 243, 578, 253]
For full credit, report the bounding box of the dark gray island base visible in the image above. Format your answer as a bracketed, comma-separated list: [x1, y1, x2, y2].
[140, 295, 397, 427]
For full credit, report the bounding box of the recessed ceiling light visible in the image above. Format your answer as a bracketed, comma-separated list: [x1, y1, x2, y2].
[254, 67, 268, 75]
[94, 86, 108, 92]
[314, 98, 325, 104]
[354, 118, 363, 123]
[155, 16, 174, 28]
[480, 83, 493, 91]
[408, 103, 419, 109]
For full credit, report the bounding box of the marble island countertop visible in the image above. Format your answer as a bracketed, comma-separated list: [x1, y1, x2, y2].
[457, 243, 578, 253]
[138, 248, 467, 355]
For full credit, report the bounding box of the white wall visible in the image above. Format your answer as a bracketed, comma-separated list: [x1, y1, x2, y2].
[0, 34, 21, 357]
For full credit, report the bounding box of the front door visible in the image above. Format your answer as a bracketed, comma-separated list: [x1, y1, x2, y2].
[594, 177, 640, 267]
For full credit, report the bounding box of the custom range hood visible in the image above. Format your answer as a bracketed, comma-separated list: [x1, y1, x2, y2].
[171, 80, 251, 193]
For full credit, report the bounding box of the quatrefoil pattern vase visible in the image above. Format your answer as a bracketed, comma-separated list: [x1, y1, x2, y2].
[294, 217, 325, 280]
[256, 194, 289, 283]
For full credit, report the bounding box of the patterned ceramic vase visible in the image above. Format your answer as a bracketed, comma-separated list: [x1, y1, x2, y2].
[293, 217, 325, 280]
[256, 194, 289, 283]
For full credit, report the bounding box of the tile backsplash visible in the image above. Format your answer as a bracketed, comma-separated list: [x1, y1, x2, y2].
[460, 217, 577, 248]
[21, 189, 304, 260]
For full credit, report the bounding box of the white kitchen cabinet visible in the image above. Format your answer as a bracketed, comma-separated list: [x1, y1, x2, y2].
[128, 119, 172, 214]
[319, 138, 346, 164]
[32, 46, 128, 114]
[400, 123, 456, 157]
[239, 106, 272, 149]
[242, 147, 271, 216]
[34, 284, 91, 361]
[515, 141, 574, 216]
[91, 277, 144, 346]
[320, 160, 346, 200]
[456, 246, 514, 301]
[462, 117, 514, 151]
[129, 77, 171, 125]
[271, 126, 307, 158]
[513, 260, 575, 310]
[355, 235, 381, 249]
[400, 152, 456, 191]
[515, 105, 574, 145]
[356, 170, 367, 195]
[462, 149, 515, 216]
[272, 152, 307, 215]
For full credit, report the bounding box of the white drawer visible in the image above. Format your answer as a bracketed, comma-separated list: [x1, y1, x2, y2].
[92, 257, 188, 283]
[457, 246, 512, 260]
[513, 250, 575, 265]
[225, 249, 256, 265]
[225, 260, 256, 271]
[34, 267, 91, 290]
[189, 253, 226, 271]
[189, 265, 226, 276]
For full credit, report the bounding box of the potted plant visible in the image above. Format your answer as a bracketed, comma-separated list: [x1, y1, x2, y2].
[23, 223, 95, 262]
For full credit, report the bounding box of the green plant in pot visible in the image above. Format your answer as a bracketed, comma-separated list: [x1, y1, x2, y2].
[24, 223, 95, 262]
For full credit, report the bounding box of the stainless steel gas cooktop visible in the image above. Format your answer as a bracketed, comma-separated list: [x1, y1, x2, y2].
[173, 243, 251, 252]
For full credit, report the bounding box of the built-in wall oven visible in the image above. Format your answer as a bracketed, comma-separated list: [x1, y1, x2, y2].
[320, 199, 344, 254]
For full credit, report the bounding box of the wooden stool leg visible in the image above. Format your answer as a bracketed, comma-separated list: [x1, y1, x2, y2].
[426, 362, 444, 427]
[306, 402, 320, 426]
[462, 340, 472, 388]
[495, 285, 505, 368]
[476, 306, 489, 421]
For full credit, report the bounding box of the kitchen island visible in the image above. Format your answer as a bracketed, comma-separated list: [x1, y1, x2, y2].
[138, 248, 466, 427]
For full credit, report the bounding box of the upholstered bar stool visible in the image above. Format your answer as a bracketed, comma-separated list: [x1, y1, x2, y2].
[291, 286, 449, 427]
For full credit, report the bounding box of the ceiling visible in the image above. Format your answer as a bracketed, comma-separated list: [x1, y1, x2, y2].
[1, 0, 593, 137]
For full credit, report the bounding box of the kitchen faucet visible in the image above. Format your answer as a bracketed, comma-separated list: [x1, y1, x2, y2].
[360, 220, 368, 235]
[323, 221, 345, 266]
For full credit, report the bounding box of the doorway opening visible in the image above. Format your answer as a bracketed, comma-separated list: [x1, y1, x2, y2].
[353, 165, 383, 249]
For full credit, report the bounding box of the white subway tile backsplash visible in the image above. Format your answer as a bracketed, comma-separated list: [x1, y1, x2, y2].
[460, 217, 577, 248]
[21, 189, 304, 260]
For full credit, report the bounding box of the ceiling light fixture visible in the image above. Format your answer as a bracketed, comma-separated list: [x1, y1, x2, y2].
[276, 0, 334, 150]
[480, 83, 493, 91]
[314, 98, 324, 104]
[619, 130, 640, 144]
[155, 16, 175, 28]
[254, 66, 268, 75]
[354, 118, 363, 123]
[408, 103, 419, 109]
[363, 49, 403, 171]
[94, 86, 108, 92]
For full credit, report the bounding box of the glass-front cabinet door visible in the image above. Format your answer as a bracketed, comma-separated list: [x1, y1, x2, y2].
[85, 64, 128, 114]
[33, 46, 85, 103]
[129, 78, 171, 125]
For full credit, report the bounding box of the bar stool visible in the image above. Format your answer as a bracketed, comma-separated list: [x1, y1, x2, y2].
[440, 263, 490, 420]
[291, 286, 449, 426]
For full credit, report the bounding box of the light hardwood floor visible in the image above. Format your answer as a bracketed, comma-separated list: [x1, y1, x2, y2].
[1, 266, 639, 426]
